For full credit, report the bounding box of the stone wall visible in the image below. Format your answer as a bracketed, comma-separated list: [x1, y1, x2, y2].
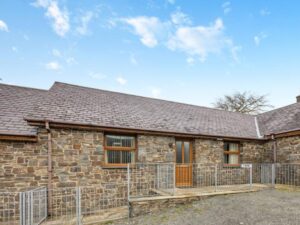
[51, 128, 103, 187]
[240, 141, 269, 163]
[129, 195, 208, 217]
[1, 127, 299, 192]
[194, 139, 223, 164]
[137, 135, 175, 162]
[0, 128, 48, 191]
[274, 136, 300, 163]
[193, 139, 269, 165]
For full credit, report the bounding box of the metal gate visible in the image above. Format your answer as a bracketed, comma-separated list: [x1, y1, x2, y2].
[260, 164, 274, 184]
[20, 187, 47, 225]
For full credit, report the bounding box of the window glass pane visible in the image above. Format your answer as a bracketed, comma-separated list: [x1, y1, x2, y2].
[229, 143, 239, 151]
[106, 150, 120, 164]
[184, 142, 190, 163]
[176, 141, 182, 163]
[106, 150, 135, 164]
[224, 142, 229, 151]
[228, 154, 239, 164]
[224, 154, 229, 164]
[106, 135, 135, 148]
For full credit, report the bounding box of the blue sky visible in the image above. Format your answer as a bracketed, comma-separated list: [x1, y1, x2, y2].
[0, 0, 299, 108]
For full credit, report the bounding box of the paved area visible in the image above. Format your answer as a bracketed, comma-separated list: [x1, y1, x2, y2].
[111, 189, 300, 225]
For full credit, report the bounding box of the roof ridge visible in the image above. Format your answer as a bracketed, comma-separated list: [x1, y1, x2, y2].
[53, 81, 255, 118]
[254, 116, 263, 138]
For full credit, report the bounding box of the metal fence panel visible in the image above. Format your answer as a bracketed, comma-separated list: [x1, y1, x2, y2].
[19, 187, 47, 225]
[1, 163, 300, 224]
[128, 163, 175, 199]
[275, 163, 300, 187]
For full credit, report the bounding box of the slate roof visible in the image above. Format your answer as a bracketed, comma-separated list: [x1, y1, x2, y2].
[257, 102, 300, 135]
[26, 82, 259, 139]
[0, 83, 47, 136]
[1, 82, 299, 139]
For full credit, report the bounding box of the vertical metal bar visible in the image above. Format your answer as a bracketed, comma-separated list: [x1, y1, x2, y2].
[45, 188, 47, 221]
[127, 164, 130, 201]
[22, 192, 25, 225]
[19, 193, 23, 225]
[250, 164, 253, 189]
[30, 191, 33, 225]
[214, 164, 218, 192]
[173, 163, 176, 195]
[76, 187, 82, 225]
[157, 164, 160, 189]
[272, 164, 275, 187]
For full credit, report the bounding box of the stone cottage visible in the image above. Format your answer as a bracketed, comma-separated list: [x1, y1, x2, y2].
[0, 82, 300, 190]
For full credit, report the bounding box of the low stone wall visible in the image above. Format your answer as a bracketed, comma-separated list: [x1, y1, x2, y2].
[129, 195, 208, 217]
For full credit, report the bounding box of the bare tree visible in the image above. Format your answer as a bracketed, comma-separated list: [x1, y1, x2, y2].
[213, 92, 273, 115]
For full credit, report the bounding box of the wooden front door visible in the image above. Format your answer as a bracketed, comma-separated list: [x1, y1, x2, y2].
[175, 140, 193, 187]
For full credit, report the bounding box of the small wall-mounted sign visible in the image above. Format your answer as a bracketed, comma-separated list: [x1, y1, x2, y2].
[241, 164, 252, 168]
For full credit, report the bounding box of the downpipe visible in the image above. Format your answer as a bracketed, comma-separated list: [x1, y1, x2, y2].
[45, 121, 52, 216]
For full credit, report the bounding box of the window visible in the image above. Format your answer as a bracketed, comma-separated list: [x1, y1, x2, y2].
[104, 135, 136, 165]
[224, 142, 240, 166]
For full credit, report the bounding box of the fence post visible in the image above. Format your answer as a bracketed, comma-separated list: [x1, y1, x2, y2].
[271, 164, 275, 187]
[214, 164, 218, 192]
[76, 187, 82, 225]
[31, 191, 34, 225]
[127, 164, 130, 201]
[157, 164, 160, 189]
[44, 188, 47, 221]
[19, 192, 23, 225]
[250, 164, 253, 189]
[26, 191, 31, 225]
[173, 163, 176, 195]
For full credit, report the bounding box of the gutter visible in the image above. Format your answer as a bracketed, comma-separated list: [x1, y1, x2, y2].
[25, 118, 268, 142]
[0, 133, 37, 142]
[45, 121, 52, 215]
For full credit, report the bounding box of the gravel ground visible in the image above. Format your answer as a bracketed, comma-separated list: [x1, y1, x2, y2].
[111, 189, 300, 225]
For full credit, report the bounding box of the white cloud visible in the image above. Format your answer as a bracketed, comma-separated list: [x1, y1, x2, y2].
[167, 0, 175, 4]
[260, 9, 271, 16]
[122, 16, 166, 48]
[116, 76, 127, 85]
[230, 45, 242, 63]
[12, 46, 18, 53]
[52, 49, 61, 57]
[186, 57, 195, 65]
[167, 18, 236, 62]
[33, 0, 69, 37]
[76, 11, 94, 35]
[66, 57, 76, 65]
[45, 61, 61, 70]
[171, 9, 192, 26]
[222, 1, 231, 15]
[122, 11, 239, 63]
[151, 88, 161, 98]
[130, 54, 138, 65]
[32, 0, 50, 8]
[0, 20, 8, 32]
[89, 72, 106, 80]
[254, 32, 268, 46]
